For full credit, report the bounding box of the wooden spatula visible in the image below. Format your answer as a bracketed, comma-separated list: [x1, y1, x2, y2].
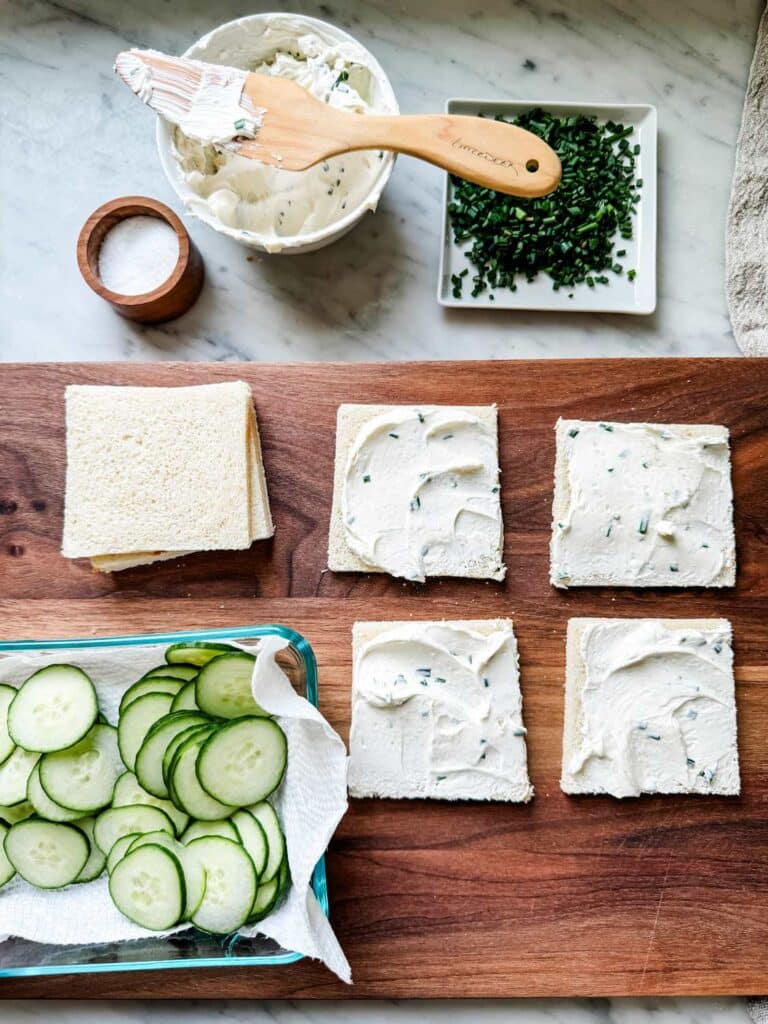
[115, 49, 561, 198]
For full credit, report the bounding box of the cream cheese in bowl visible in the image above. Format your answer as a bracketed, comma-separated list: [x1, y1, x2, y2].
[155, 13, 399, 254]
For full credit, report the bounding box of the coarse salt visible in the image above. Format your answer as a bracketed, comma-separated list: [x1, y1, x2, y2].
[98, 215, 179, 295]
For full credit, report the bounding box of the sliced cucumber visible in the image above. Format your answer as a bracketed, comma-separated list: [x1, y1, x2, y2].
[248, 874, 280, 923]
[8, 665, 97, 754]
[135, 711, 210, 798]
[231, 810, 268, 878]
[187, 835, 256, 934]
[112, 771, 189, 835]
[277, 854, 291, 897]
[162, 724, 215, 796]
[106, 831, 141, 873]
[27, 762, 87, 823]
[0, 747, 40, 806]
[195, 653, 266, 719]
[248, 802, 285, 883]
[0, 822, 15, 888]
[94, 804, 175, 855]
[127, 831, 205, 920]
[39, 724, 121, 813]
[141, 665, 199, 682]
[166, 641, 238, 667]
[169, 733, 236, 821]
[119, 677, 185, 714]
[0, 686, 16, 765]
[74, 817, 107, 883]
[118, 691, 174, 772]
[0, 801, 33, 827]
[170, 682, 199, 713]
[4, 819, 89, 888]
[197, 717, 286, 807]
[109, 844, 185, 930]
[181, 819, 240, 845]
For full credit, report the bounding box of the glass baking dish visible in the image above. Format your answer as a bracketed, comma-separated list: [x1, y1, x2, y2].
[0, 624, 327, 979]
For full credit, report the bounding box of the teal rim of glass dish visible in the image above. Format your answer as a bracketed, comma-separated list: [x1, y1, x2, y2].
[0, 624, 328, 978]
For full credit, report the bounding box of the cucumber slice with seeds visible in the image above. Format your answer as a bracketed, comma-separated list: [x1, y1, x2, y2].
[127, 831, 205, 919]
[181, 819, 239, 845]
[0, 686, 17, 765]
[8, 665, 97, 753]
[166, 642, 238, 667]
[135, 711, 210, 798]
[231, 809, 268, 878]
[94, 804, 175, 855]
[197, 717, 286, 807]
[112, 771, 189, 835]
[118, 692, 174, 772]
[74, 817, 107, 883]
[195, 653, 266, 719]
[0, 822, 15, 888]
[109, 844, 184, 930]
[0, 748, 40, 807]
[106, 832, 141, 874]
[187, 835, 256, 934]
[170, 682, 199, 713]
[248, 802, 285, 883]
[39, 724, 121, 813]
[4, 819, 89, 888]
[169, 733, 236, 821]
[27, 762, 87, 822]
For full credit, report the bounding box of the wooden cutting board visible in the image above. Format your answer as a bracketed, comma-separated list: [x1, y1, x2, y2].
[0, 359, 767, 999]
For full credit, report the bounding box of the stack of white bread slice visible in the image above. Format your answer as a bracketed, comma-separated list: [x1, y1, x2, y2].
[61, 381, 273, 571]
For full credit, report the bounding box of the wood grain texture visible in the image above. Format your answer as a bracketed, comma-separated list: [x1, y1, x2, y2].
[0, 360, 767, 999]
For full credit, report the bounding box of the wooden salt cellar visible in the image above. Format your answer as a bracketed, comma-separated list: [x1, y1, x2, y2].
[76, 196, 204, 324]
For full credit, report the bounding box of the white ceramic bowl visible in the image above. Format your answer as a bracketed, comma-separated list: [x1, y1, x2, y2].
[156, 12, 399, 255]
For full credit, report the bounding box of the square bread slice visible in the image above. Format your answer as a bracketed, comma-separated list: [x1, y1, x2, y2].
[550, 418, 736, 588]
[62, 381, 273, 567]
[328, 404, 505, 581]
[349, 618, 533, 803]
[561, 617, 739, 798]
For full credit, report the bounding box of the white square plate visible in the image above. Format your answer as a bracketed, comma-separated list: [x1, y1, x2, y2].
[437, 100, 657, 314]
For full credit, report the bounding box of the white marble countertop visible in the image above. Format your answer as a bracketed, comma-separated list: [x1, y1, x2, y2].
[0, 0, 761, 363]
[0, 0, 764, 1020]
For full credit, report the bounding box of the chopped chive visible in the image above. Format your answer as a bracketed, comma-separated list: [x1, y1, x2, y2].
[713, 643, 723, 654]
[362, 474, 371, 483]
[483, 677, 490, 688]
[388, 432, 399, 439]
[410, 496, 421, 511]
[638, 513, 650, 534]
[568, 427, 580, 438]
[417, 667, 431, 676]
[669, 563, 679, 572]
[599, 423, 613, 432]
[447, 109, 641, 297]
[233, 118, 246, 130]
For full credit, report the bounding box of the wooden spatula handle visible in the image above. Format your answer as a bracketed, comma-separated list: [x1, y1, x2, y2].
[335, 113, 561, 198]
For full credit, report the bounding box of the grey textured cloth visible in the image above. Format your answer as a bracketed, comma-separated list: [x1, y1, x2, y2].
[726, 3, 768, 355]
[749, 998, 768, 1023]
